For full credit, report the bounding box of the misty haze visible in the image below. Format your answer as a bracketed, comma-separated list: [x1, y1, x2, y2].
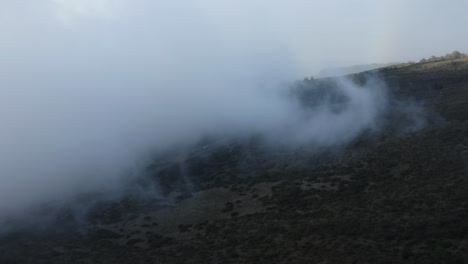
[1, 1, 468, 263]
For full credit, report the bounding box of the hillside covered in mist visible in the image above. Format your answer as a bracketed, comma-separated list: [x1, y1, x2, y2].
[1, 57, 468, 264]
[2, 1, 468, 263]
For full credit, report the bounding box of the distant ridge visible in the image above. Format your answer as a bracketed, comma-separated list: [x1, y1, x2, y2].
[318, 62, 401, 78]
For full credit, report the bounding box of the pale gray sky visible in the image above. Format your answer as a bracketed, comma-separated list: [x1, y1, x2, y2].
[0, 0, 467, 75]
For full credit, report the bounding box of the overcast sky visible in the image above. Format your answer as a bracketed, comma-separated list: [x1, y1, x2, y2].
[1, 0, 467, 75]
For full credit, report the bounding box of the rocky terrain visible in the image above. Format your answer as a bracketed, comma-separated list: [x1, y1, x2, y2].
[1, 58, 468, 264]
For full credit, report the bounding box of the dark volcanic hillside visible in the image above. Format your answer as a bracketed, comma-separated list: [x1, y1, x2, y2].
[1, 59, 468, 264]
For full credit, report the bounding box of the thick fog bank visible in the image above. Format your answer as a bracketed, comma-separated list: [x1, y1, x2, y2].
[0, 1, 430, 231]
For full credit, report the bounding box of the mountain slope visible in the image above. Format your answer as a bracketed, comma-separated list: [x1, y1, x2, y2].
[1, 59, 468, 264]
